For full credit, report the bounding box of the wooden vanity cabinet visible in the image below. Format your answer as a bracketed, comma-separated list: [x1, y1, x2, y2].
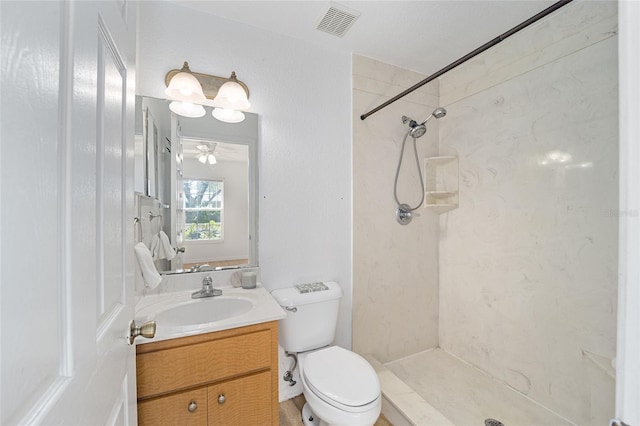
[138, 388, 207, 425]
[136, 321, 279, 426]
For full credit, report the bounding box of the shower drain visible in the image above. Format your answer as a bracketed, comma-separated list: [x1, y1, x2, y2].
[485, 419, 505, 426]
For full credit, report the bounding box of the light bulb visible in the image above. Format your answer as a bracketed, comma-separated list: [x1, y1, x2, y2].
[169, 101, 206, 118]
[212, 108, 245, 123]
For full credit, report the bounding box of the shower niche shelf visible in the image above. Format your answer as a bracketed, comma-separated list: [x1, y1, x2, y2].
[424, 156, 458, 214]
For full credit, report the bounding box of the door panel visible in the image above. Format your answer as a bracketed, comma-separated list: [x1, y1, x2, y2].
[97, 15, 126, 331]
[171, 118, 184, 271]
[0, 2, 68, 423]
[138, 388, 208, 426]
[0, 1, 137, 424]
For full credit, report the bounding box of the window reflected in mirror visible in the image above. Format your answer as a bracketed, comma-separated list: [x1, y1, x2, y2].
[183, 179, 224, 241]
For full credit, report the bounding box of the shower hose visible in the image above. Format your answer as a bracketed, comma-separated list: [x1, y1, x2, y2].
[393, 129, 425, 211]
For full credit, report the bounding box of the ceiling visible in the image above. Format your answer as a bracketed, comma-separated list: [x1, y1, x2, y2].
[168, 0, 557, 76]
[183, 138, 249, 163]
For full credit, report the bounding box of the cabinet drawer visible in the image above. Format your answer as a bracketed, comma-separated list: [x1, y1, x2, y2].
[208, 371, 271, 426]
[137, 329, 271, 398]
[138, 388, 207, 426]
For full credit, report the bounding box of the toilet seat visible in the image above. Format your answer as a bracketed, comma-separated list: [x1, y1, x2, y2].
[302, 346, 380, 413]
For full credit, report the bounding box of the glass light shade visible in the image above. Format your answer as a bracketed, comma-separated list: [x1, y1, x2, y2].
[198, 154, 207, 164]
[165, 72, 207, 103]
[169, 101, 206, 118]
[207, 154, 217, 165]
[212, 80, 251, 111]
[212, 108, 245, 123]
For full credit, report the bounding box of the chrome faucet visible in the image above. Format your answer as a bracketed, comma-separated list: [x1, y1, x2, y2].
[190, 264, 213, 273]
[191, 275, 222, 299]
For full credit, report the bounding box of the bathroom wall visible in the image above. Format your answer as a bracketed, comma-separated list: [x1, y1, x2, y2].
[136, 1, 353, 352]
[437, 2, 618, 424]
[352, 55, 440, 362]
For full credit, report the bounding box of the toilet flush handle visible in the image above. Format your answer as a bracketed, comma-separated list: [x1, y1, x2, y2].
[284, 306, 297, 313]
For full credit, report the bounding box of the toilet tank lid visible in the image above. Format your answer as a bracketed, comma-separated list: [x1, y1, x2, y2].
[271, 281, 342, 306]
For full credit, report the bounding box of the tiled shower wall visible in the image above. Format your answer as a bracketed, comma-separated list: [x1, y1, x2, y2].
[353, 1, 618, 424]
[438, 2, 618, 424]
[352, 56, 440, 362]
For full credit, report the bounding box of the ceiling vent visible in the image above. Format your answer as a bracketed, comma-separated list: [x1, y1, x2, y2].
[316, 2, 361, 38]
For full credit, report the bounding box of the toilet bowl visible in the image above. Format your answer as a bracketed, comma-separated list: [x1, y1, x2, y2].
[271, 282, 381, 426]
[298, 346, 381, 426]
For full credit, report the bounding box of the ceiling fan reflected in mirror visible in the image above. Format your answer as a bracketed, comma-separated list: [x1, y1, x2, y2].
[196, 143, 217, 165]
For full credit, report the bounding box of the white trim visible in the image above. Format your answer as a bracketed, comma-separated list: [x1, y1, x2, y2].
[14, 377, 71, 426]
[58, 0, 74, 379]
[615, 1, 640, 424]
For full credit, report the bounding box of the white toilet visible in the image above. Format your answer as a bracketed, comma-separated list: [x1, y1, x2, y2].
[271, 281, 381, 426]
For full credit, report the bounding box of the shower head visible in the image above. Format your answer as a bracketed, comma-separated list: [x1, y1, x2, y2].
[401, 116, 425, 138]
[409, 124, 427, 138]
[433, 107, 447, 118]
[401, 107, 447, 139]
[420, 107, 447, 124]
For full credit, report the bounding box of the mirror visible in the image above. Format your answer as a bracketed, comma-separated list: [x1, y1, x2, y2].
[135, 95, 258, 274]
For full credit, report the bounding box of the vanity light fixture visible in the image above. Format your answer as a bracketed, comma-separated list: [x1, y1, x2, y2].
[165, 62, 207, 118]
[211, 71, 251, 123]
[165, 62, 251, 123]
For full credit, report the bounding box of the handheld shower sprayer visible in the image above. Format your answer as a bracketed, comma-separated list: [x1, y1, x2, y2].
[401, 107, 447, 139]
[394, 107, 447, 224]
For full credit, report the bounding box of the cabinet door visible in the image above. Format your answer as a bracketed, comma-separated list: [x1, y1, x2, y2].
[208, 371, 272, 425]
[138, 388, 207, 426]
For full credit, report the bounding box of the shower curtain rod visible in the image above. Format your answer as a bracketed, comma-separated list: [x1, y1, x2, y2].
[360, 0, 573, 121]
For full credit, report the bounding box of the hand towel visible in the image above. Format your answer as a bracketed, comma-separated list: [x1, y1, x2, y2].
[134, 242, 162, 289]
[158, 231, 176, 261]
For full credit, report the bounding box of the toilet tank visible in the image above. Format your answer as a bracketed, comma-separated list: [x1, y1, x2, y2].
[271, 281, 343, 353]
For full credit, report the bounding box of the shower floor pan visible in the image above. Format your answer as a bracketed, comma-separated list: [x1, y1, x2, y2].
[374, 348, 572, 426]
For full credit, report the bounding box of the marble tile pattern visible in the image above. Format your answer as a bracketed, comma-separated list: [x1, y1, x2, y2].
[439, 1, 618, 107]
[437, 2, 619, 424]
[365, 355, 454, 426]
[387, 349, 572, 426]
[352, 55, 440, 363]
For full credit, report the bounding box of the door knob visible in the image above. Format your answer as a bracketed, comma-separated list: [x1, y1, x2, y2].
[127, 320, 156, 345]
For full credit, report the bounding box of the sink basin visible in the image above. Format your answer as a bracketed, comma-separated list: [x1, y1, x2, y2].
[154, 297, 254, 328]
[134, 286, 287, 343]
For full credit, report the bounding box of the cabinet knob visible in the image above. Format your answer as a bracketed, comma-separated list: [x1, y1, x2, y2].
[217, 394, 226, 404]
[188, 401, 197, 412]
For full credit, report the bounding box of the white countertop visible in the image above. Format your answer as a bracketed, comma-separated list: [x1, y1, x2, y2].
[135, 284, 286, 344]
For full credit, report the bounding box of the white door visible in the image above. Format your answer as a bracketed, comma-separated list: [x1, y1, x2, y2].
[1, 1, 138, 424]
